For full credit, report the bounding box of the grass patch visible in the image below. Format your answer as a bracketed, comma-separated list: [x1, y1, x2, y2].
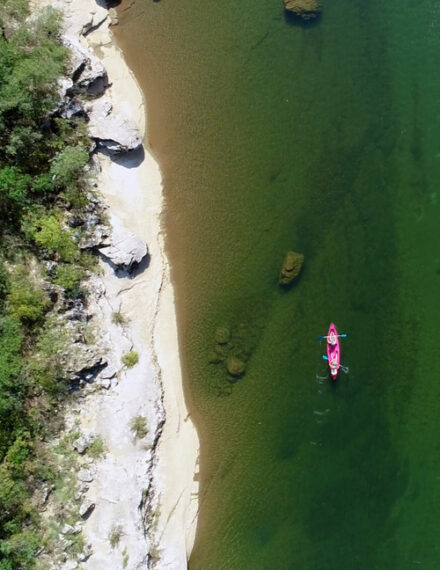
[111, 309, 128, 326]
[87, 436, 105, 459]
[121, 350, 139, 368]
[122, 547, 129, 568]
[130, 415, 148, 440]
[108, 525, 123, 549]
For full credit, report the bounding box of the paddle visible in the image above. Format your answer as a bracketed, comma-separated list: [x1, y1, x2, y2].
[322, 355, 349, 373]
[317, 334, 347, 341]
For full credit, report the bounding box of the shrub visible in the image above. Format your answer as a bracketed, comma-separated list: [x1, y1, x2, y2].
[0, 530, 40, 566]
[30, 315, 72, 392]
[0, 167, 31, 206]
[0, 465, 28, 525]
[31, 173, 54, 194]
[130, 416, 148, 440]
[53, 264, 84, 296]
[0, 263, 9, 308]
[121, 351, 139, 368]
[50, 145, 89, 188]
[0, 316, 24, 453]
[22, 212, 79, 262]
[7, 266, 49, 322]
[5, 433, 32, 475]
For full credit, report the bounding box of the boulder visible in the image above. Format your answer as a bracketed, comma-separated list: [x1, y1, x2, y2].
[64, 347, 106, 380]
[226, 356, 246, 377]
[283, 0, 322, 20]
[61, 524, 81, 536]
[279, 251, 304, 285]
[88, 98, 142, 154]
[73, 435, 92, 454]
[77, 468, 94, 483]
[79, 499, 95, 519]
[98, 217, 148, 272]
[65, 37, 108, 97]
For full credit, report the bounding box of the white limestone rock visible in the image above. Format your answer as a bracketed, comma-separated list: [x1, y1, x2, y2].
[88, 98, 142, 153]
[98, 216, 148, 271]
[77, 468, 94, 483]
[73, 435, 93, 454]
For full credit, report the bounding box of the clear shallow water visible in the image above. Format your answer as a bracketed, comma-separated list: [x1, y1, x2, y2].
[116, 0, 440, 567]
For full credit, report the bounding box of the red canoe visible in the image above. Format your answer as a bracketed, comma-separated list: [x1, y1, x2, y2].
[326, 323, 340, 380]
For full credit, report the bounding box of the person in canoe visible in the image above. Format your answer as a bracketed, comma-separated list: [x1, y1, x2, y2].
[317, 324, 348, 379]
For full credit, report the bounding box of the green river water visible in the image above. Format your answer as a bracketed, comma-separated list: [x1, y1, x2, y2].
[116, 0, 440, 567]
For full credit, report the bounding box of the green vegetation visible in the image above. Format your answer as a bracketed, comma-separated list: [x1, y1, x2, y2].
[122, 350, 139, 368]
[87, 436, 105, 459]
[130, 415, 148, 440]
[108, 525, 123, 549]
[122, 547, 129, 568]
[0, 2, 100, 566]
[111, 308, 128, 326]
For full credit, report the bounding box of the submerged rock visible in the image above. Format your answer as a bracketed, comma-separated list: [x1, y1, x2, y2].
[215, 327, 230, 345]
[283, 0, 322, 20]
[226, 356, 246, 377]
[279, 251, 304, 285]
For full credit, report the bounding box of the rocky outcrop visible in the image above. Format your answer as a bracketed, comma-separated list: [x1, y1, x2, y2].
[65, 37, 108, 97]
[88, 98, 143, 153]
[279, 251, 304, 285]
[98, 216, 148, 272]
[283, 0, 322, 20]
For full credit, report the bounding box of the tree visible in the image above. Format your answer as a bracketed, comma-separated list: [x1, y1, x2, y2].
[50, 144, 89, 188]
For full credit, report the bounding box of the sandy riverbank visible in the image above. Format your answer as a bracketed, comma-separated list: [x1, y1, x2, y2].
[33, 1, 199, 567]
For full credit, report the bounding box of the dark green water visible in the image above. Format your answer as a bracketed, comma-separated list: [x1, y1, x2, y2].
[116, 1, 440, 567]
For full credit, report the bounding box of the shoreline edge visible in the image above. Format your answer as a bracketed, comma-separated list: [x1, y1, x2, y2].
[32, 0, 200, 567]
